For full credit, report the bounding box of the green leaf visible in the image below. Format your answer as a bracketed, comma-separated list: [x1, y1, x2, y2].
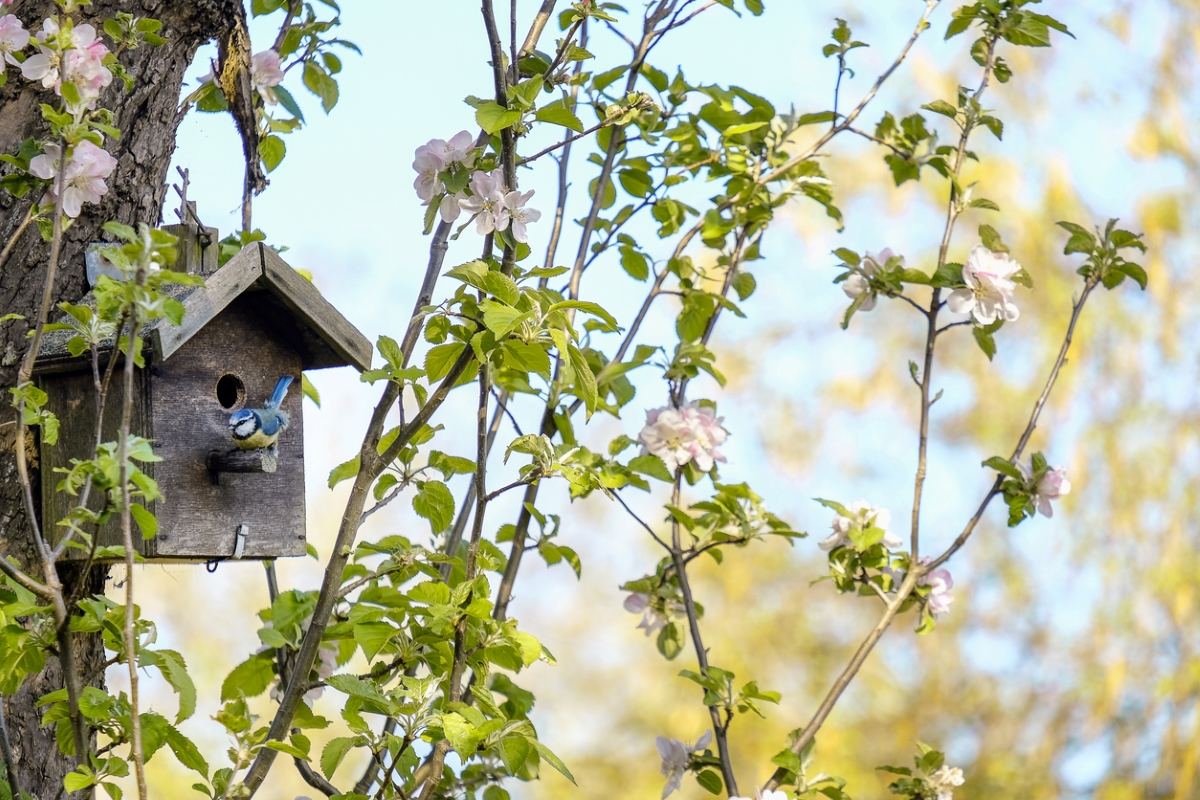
[973, 326, 997, 361]
[264, 740, 310, 761]
[258, 136, 286, 172]
[130, 504, 157, 540]
[354, 621, 399, 661]
[481, 301, 530, 338]
[273, 85, 305, 123]
[476, 102, 522, 134]
[978, 223, 1008, 253]
[731, 272, 757, 300]
[546, 300, 620, 331]
[533, 740, 577, 785]
[426, 343, 467, 382]
[301, 374, 321, 407]
[567, 344, 598, 418]
[327, 456, 361, 489]
[535, 100, 584, 132]
[500, 736, 531, 774]
[982, 456, 1022, 480]
[413, 481, 455, 533]
[628, 454, 672, 482]
[484, 271, 521, 306]
[165, 725, 209, 777]
[321, 736, 363, 780]
[696, 770, 723, 794]
[220, 653, 274, 701]
[302, 60, 338, 112]
[921, 99, 957, 118]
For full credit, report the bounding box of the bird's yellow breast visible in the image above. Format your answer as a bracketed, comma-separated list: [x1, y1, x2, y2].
[233, 428, 279, 450]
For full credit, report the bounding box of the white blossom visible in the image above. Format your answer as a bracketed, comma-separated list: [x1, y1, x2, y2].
[946, 244, 1021, 325]
[656, 730, 711, 798]
[819, 500, 904, 552]
[842, 248, 900, 312]
[929, 765, 965, 800]
[638, 402, 728, 473]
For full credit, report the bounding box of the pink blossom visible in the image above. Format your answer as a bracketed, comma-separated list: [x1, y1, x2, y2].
[432, 130, 476, 169]
[0, 15, 29, 67]
[638, 402, 728, 473]
[29, 140, 117, 218]
[250, 49, 284, 104]
[458, 170, 507, 235]
[946, 244, 1022, 325]
[412, 147, 445, 204]
[819, 500, 904, 552]
[842, 248, 900, 312]
[1031, 464, 1070, 518]
[917, 556, 954, 617]
[502, 189, 540, 243]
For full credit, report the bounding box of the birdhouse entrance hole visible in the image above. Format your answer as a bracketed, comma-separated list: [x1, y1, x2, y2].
[216, 373, 245, 410]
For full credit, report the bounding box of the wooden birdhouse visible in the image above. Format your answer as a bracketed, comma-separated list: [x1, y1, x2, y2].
[33, 224, 371, 562]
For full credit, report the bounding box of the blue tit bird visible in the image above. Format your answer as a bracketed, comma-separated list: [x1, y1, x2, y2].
[228, 375, 293, 452]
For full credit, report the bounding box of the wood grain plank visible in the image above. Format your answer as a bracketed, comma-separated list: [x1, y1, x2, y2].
[258, 244, 372, 372]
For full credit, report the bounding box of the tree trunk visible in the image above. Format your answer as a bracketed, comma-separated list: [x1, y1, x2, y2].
[0, 1, 237, 794]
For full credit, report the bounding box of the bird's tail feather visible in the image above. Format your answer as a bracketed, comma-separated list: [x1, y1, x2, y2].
[267, 375, 294, 409]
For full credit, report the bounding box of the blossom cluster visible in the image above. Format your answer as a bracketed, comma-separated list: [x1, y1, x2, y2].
[820, 500, 904, 552]
[0, 14, 118, 218]
[842, 248, 900, 311]
[929, 764, 966, 800]
[411, 133, 541, 242]
[29, 140, 117, 218]
[21, 18, 113, 114]
[637, 401, 728, 473]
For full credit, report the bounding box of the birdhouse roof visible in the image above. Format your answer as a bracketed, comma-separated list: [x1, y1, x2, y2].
[34, 243, 372, 374]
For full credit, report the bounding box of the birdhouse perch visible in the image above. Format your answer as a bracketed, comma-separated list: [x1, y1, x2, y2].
[33, 231, 371, 562]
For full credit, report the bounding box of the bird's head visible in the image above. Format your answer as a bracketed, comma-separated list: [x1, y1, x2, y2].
[229, 409, 261, 439]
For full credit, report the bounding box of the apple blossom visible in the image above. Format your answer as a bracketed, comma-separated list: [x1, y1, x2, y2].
[731, 792, 788, 800]
[21, 19, 105, 92]
[946, 244, 1022, 325]
[412, 148, 445, 204]
[624, 592, 684, 637]
[29, 140, 118, 218]
[502, 188, 541, 243]
[431, 129, 476, 169]
[656, 730, 711, 798]
[819, 500, 904, 552]
[638, 402, 728, 473]
[929, 765, 965, 800]
[917, 556, 954, 617]
[1032, 465, 1070, 518]
[842, 248, 900, 312]
[0, 15, 29, 67]
[459, 170, 508, 235]
[438, 190, 467, 223]
[250, 49, 284, 104]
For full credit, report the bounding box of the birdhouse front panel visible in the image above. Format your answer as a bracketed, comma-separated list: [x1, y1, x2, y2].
[36, 240, 373, 563]
[148, 294, 307, 559]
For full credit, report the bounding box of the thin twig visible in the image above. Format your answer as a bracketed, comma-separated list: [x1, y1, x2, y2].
[517, 118, 613, 165]
[0, 205, 33, 273]
[0, 698, 21, 800]
[669, 473, 740, 797]
[117, 283, 149, 800]
[612, 491, 673, 553]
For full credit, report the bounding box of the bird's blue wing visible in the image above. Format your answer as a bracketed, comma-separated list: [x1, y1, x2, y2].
[259, 412, 284, 436]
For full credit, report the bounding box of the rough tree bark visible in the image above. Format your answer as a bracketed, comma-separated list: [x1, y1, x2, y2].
[0, 1, 238, 794]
